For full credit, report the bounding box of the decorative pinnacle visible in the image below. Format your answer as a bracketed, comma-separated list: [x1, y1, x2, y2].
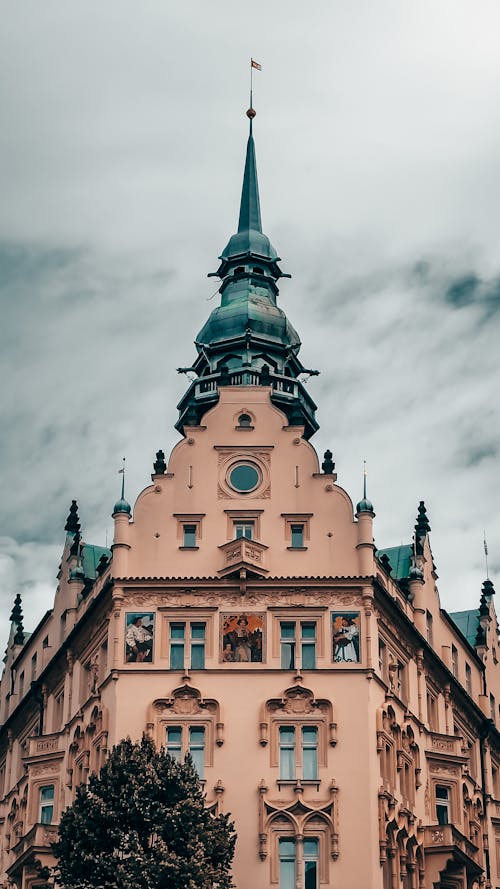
[64, 500, 80, 535]
[153, 450, 167, 475]
[414, 500, 430, 555]
[322, 450, 335, 474]
[10, 593, 25, 646]
[246, 107, 256, 120]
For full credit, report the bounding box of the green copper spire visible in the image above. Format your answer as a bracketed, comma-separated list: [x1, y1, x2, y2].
[237, 122, 262, 234]
[176, 108, 319, 440]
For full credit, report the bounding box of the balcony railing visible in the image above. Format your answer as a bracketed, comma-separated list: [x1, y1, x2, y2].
[424, 824, 480, 866]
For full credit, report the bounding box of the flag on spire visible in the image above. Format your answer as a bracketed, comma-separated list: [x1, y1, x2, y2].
[251, 59, 262, 71]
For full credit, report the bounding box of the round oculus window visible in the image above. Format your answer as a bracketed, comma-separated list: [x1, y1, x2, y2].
[228, 462, 260, 493]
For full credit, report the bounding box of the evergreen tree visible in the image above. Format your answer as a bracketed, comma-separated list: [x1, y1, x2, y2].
[52, 736, 236, 889]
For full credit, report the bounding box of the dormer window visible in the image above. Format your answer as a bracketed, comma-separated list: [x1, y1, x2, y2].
[253, 266, 264, 274]
[234, 266, 245, 274]
[237, 413, 252, 429]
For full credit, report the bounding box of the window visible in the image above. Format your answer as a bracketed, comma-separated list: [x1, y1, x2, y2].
[491, 694, 496, 725]
[303, 838, 319, 889]
[189, 727, 205, 777]
[31, 653, 37, 682]
[279, 838, 319, 889]
[183, 524, 197, 548]
[282, 514, 311, 548]
[378, 639, 388, 681]
[228, 462, 260, 493]
[234, 521, 254, 540]
[279, 726, 318, 780]
[39, 785, 54, 824]
[451, 645, 458, 678]
[166, 726, 205, 778]
[166, 727, 182, 761]
[427, 689, 438, 732]
[18, 671, 24, 698]
[436, 785, 451, 825]
[290, 524, 304, 548]
[279, 727, 295, 779]
[53, 688, 65, 732]
[237, 413, 252, 428]
[465, 663, 472, 695]
[302, 727, 318, 779]
[42, 635, 49, 649]
[169, 622, 206, 670]
[426, 610, 433, 645]
[279, 838, 296, 889]
[60, 612, 67, 643]
[280, 621, 316, 670]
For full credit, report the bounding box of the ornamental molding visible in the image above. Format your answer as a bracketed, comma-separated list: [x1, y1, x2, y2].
[258, 778, 339, 862]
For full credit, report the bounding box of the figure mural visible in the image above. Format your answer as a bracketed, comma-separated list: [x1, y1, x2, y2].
[332, 612, 360, 663]
[125, 613, 154, 663]
[221, 613, 264, 662]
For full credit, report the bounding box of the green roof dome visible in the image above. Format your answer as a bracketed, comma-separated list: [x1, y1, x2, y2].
[356, 497, 374, 514]
[220, 229, 278, 262]
[113, 497, 131, 516]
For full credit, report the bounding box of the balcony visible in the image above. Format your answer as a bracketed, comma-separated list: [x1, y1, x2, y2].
[423, 824, 482, 881]
[25, 732, 60, 758]
[176, 366, 319, 440]
[218, 537, 268, 578]
[8, 822, 58, 879]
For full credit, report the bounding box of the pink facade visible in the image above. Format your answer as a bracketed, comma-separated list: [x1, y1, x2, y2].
[1, 116, 499, 889]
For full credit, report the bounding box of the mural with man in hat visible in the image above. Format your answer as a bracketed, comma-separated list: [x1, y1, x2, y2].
[221, 613, 264, 662]
[125, 613, 154, 663]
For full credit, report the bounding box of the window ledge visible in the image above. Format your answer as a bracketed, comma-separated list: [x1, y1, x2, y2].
[179, 546, 199, 551]
[286, 546, 308, 551]
[277, 779, 321, 789]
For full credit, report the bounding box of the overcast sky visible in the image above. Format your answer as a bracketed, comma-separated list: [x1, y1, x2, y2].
[1, 1, 499, 647]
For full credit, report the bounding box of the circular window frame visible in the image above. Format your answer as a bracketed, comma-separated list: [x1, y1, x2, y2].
[227, 462, 261, 494]
[218, 452, 270, 500]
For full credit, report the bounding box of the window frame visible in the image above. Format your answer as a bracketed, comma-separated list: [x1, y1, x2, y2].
[276, 616, 321, 671]
[174, 514, 205, 550]
[168, 620, 207, 671]
[282, 513, 312, 550]
[165, 724, 206, 778]
[39, 784, 55, 825]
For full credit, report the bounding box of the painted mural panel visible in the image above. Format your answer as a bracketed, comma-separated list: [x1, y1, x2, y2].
[220, 613, 264, 662]
[125, 612, 155, 663]
[332, 612, 360, 663]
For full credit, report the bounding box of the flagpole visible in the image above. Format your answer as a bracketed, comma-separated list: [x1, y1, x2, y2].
[250, 58, 253, 111]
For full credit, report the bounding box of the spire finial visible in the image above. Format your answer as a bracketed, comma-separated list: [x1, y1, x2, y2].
[356, 459, 374, 515]
[484, 530, 490, 580]
[64, 499, 80, 535]
[10, 593, 25, 646]
[113, 457, 131, 516]
[119, 457, 126, 500]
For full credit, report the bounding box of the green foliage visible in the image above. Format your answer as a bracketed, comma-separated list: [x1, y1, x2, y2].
[52, 736, 236, 889]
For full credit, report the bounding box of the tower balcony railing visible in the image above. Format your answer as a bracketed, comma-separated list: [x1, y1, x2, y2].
[177, 366, 318, 438]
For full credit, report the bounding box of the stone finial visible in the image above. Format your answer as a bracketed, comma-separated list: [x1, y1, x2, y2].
[64, 500, 80, 535]
[379, 553, 392, 575]
[69, 530, 81, 558]
[482, 579, 495, 599]
[414, 500, 430, 554]
[10, 594, 25, 646]
[479, 591, 489, 619]
[153, 450, 167, 475]
[96, 554, 109, 577]
[322, 450, 335, 474]
[475, 623, 486, 648]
